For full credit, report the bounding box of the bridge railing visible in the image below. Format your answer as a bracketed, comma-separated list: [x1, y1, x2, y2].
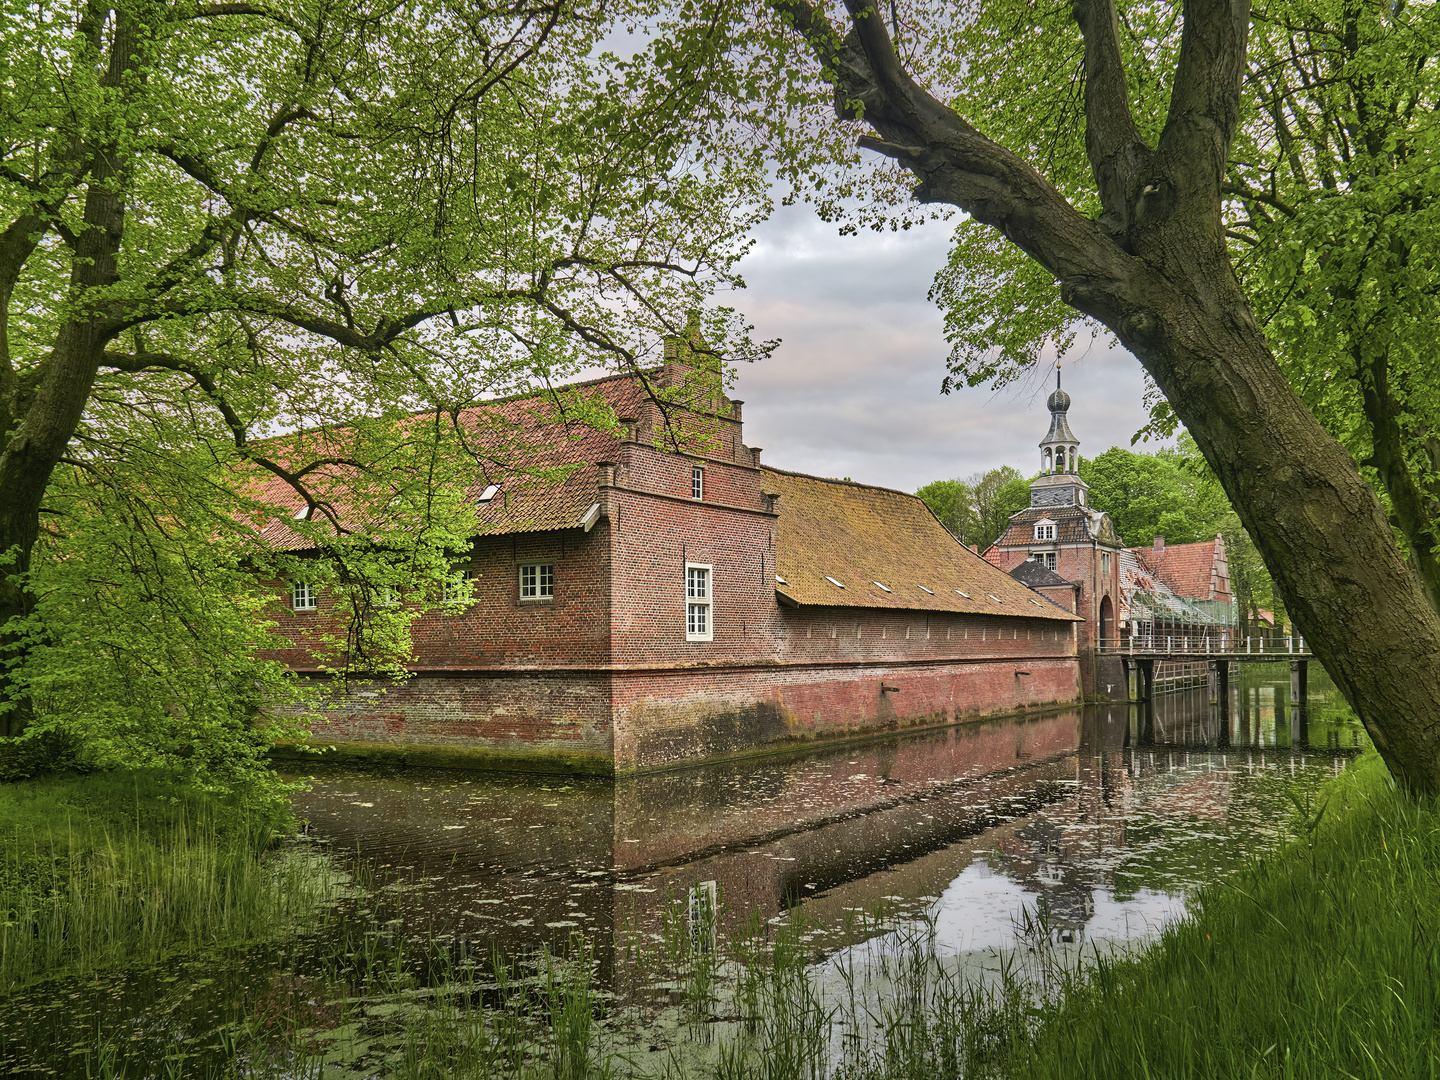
[1094, 630, 1307, 656]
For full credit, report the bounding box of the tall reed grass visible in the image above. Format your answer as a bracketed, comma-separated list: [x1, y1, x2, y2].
[0, 770, 335, 991]
[49, 751, 1440, 1080]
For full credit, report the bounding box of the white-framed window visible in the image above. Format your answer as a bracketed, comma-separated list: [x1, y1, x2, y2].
[1033, 551, 1057, 571]
[1102, 552, 1112, 577]
[442, 567, 476, 605]
[519, 563, 554, 600]
[686, 563, 713, 641]
[691, 465, 705, 500]
[1034, 521, 1056, 541]
[291, 580, 316, 611]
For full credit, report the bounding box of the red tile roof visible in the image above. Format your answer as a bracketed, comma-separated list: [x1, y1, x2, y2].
[1128, 537, 1226, 601]
[248, 372, 651, 550]
[763, 468, 1080, 620]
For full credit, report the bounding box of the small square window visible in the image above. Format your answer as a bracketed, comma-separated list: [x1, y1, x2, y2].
[291, 580, 316, 611]
[686, 563, 712, 641]
[443, 568, 476, 605]
[691, 465, 704, 500]
[1033, 552, 1057, 571]
[519, 563, 554, 600]
[1034, 523, 1055, 541]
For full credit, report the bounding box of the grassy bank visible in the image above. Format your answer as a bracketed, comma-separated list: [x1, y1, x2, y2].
[0, 770, 335, 992]
[35, 751, 1439, 1079]
[996, 751, 1440, 1079]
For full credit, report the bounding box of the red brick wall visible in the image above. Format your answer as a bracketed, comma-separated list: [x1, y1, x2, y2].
[297, 671, 613, 757]
[986, 535, 1122, 699]
[611, 655, 1080, 770]
[266, 419, 1085, 770]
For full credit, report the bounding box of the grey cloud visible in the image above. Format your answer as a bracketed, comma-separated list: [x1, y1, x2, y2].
[730, 205, 1163, 493]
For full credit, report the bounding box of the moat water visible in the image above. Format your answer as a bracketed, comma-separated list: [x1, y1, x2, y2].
[1, 662, 1365, 1077]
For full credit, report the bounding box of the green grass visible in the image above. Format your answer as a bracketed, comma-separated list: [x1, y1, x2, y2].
[38, 751, 1440, 1079]
[1000, 751, 1440, 1079]
[0, 769, 335, 991]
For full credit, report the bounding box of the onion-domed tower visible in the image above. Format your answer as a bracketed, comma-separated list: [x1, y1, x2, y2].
[1029, 365, 1089, 510]
[982, 364, 1127, 699]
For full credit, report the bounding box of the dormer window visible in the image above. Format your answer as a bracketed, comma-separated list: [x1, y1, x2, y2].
[1034, 519, 1056, 541]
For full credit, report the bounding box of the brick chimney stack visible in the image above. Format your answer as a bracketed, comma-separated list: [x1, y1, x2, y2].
[1153, 536, 1165, 552]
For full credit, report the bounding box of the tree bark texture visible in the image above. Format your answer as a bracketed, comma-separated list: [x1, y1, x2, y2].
[0, 3, 139, 734]
[776, 0, 1440, 792]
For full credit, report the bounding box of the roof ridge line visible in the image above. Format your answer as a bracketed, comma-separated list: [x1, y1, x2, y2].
[759, 464, 929, 502]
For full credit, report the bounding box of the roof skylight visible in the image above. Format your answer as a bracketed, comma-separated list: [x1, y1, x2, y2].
[775, 575, 788, 585]
[824, 576, 845, 588]
[872, 581, 891, 592]
[478, 484, 500, 503]
[918, 585, 934, 595]
[292, 505, 310, 520]
[955, 589, 971, 599]
[988, 594, 1004, 603]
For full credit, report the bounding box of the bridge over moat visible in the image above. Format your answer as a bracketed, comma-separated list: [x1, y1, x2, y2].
[1097, 633, 1315, 719]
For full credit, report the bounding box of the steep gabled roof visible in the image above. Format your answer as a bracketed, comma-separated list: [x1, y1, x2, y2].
[250, 372, 654, 551]
[763, 468, 1080, 620]
[1128, 537, 1224, 601]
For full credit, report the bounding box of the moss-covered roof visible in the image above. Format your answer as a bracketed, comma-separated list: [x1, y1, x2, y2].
[763, 468, 1081, 620]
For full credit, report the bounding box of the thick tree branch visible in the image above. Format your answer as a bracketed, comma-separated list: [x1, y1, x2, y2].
[1160, 0, 1252, 211]
[1072, 0, 1154, 232]
[773, 0, 1139, 310]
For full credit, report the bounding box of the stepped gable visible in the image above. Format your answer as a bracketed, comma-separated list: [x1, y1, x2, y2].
[250, 371, 654, 551]
[1130, 537, 1224, 601]
[762, 467, 1079, 620]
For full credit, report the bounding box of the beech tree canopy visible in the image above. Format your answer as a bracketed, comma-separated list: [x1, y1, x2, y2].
[0, 0, 769, 785]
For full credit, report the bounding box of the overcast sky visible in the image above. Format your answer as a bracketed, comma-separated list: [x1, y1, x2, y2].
[726, 203, 1164, 494]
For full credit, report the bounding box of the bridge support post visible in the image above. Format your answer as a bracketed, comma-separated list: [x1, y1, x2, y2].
[1217, 661, 1230, 723]
[1139, 659, 1155, 704]
[1290, 661, 1307, 709]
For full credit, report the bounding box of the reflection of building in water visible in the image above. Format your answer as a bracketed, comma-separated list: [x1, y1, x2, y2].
[291, 672, 1358, 991]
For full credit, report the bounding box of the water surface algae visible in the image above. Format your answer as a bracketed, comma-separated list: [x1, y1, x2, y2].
[6, 753, 1439, 1078]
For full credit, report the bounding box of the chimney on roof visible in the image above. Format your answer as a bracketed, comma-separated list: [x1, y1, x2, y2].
[617, 415, 638, 441]
[1153, 536, 1165, 552]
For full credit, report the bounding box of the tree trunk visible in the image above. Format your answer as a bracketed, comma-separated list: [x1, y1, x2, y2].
[775, 0, 1440, 792]
[0, 3, 137, 736]
[1114, 269, 1440, 794]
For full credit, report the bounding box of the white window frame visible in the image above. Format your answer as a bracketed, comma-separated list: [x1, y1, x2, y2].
[1033, 551, 1057, 571]
[442, 567, 476, 606]
[686, 562, 713, 641]
[291, 580, 316, 611]
[691, 464, 705, 500]
[519, 562, 555, 601]
[1034, 522, 1056, 541]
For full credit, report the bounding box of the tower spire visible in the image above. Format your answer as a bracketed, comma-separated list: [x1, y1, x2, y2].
[1028, 369, 1089, 507]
